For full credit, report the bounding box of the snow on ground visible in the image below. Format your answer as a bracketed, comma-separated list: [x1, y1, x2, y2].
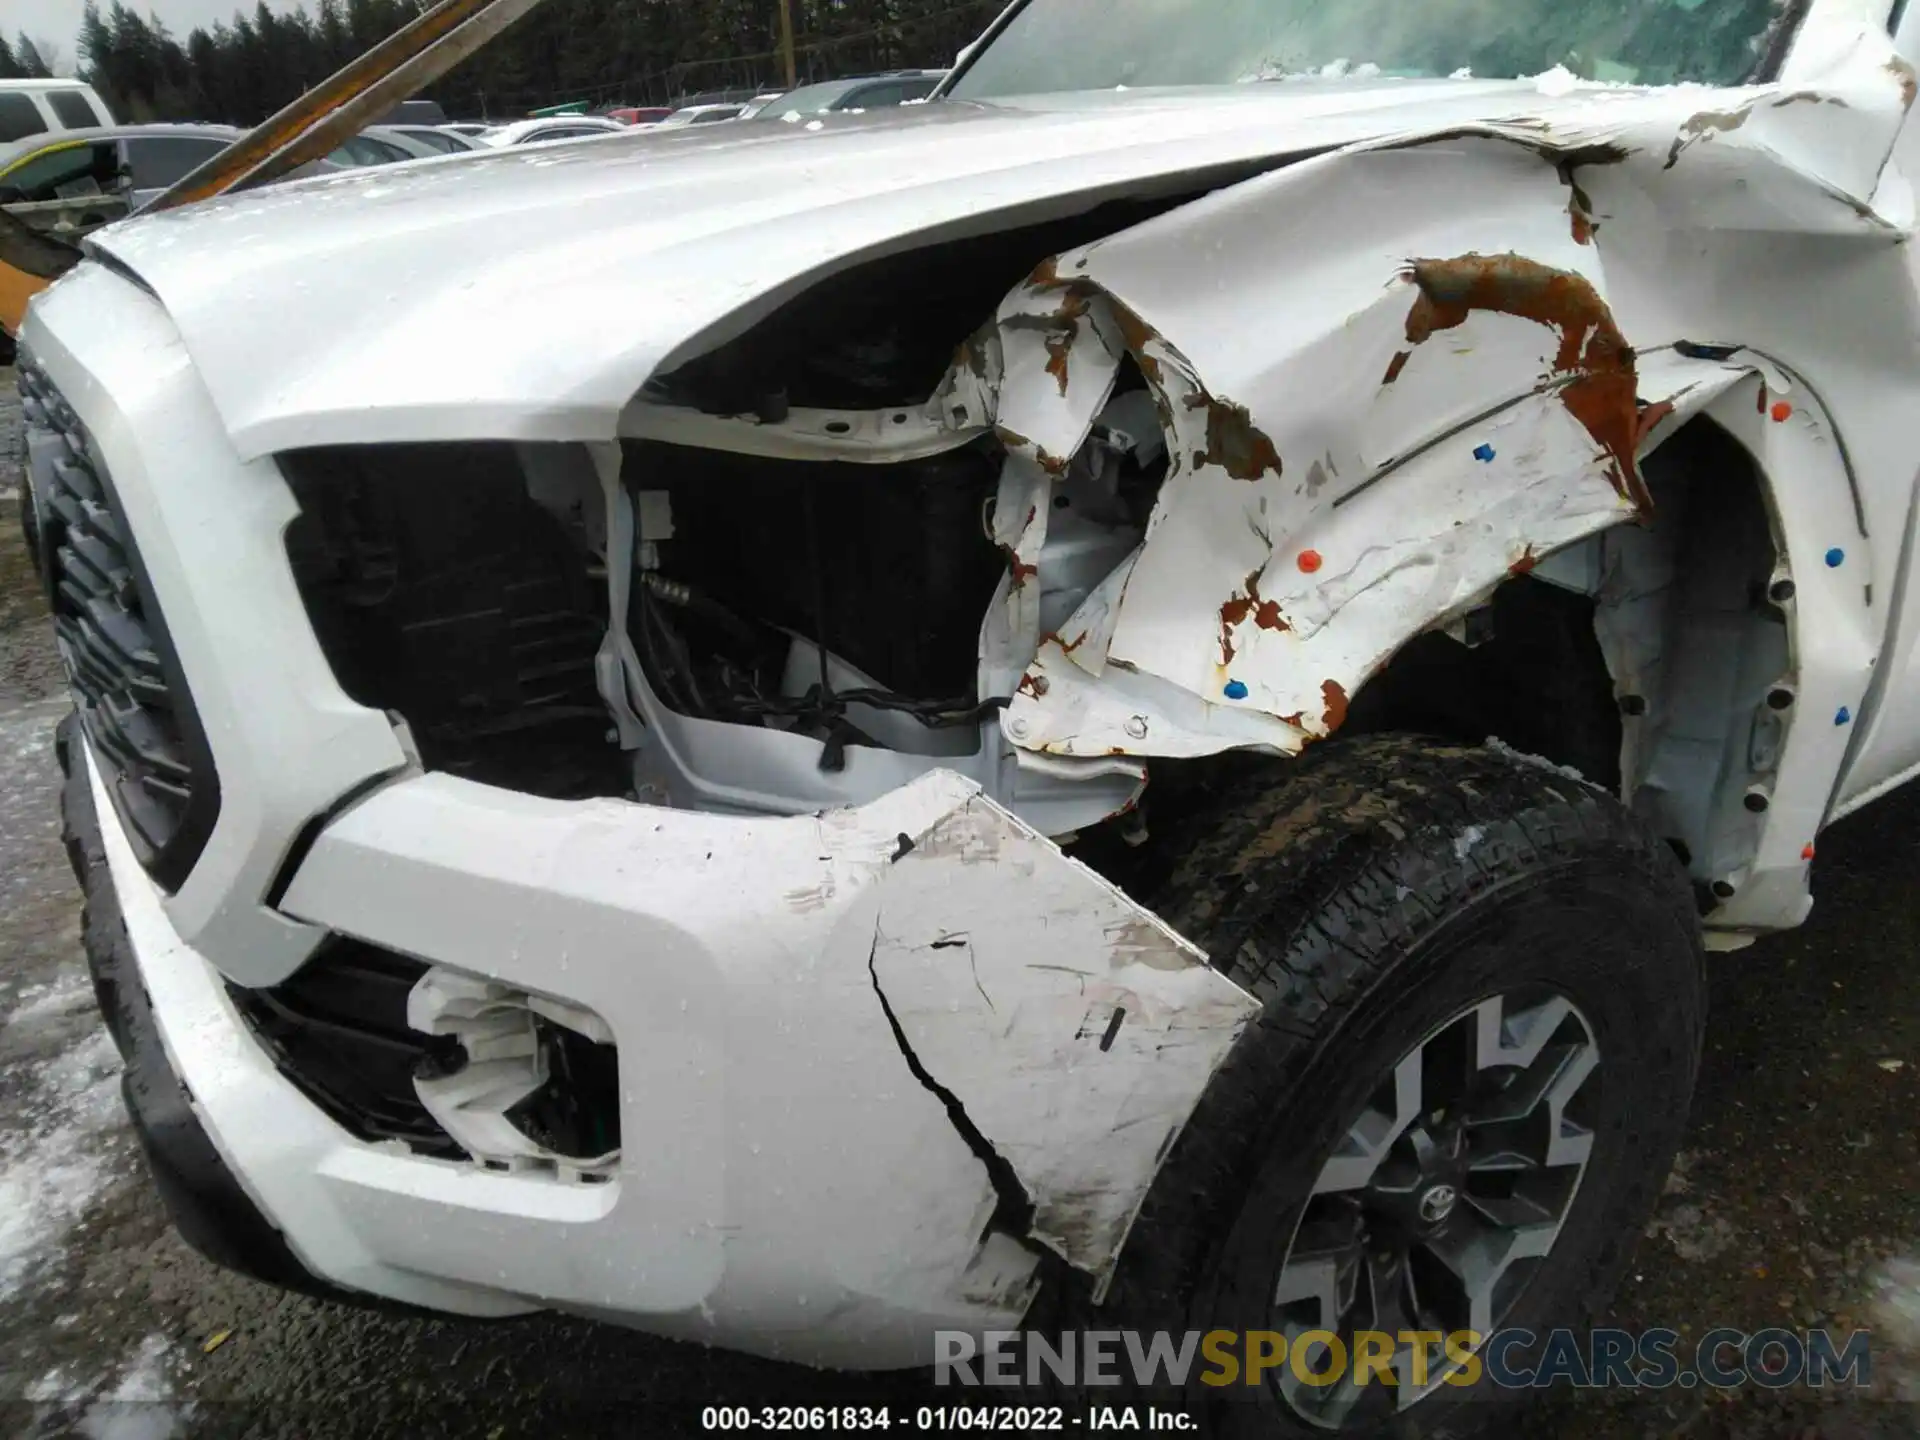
[76, 1333, 194, 1440]
[25, 1333, 193, 1440]
[5, 968, 94, 1031]
[0, 1022, 135, 1302]
[0, 706, 138, 1309]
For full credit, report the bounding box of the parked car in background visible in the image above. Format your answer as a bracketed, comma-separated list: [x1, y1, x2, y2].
[1, 123, 243, 213]
[375, 98, 449, 127]
[441, 121, 492, 137]
[607, 106, 673, 125]
[745, 70, 945, 121]
[479, 115, 627, 147]
[0, 79, 115, 142]
[324, 131, 416, 168]
[362, 124, 482, 159]
[673, 87, 764, 107]
[0, 122, 321, 348]
[654, 103, 745, 128]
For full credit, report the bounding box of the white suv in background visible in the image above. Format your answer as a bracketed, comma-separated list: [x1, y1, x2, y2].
[0, 79, 115, 143]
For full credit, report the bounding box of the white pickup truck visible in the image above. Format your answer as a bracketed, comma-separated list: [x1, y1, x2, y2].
[17, 0, 1916, 1432]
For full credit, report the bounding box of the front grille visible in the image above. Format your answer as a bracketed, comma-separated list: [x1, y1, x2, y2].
[19, 362, 220, 890]
[280, 443, 620, 800]
[226, 939, 465, 1159]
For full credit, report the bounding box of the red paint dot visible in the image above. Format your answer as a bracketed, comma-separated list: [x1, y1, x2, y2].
[1770, 401, 1794, 422]
[1297, 549, 1323, 574]
[1801, 843, 1816, 861]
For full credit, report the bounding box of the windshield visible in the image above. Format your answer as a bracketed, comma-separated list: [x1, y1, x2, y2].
[949, 0, 1788, 97]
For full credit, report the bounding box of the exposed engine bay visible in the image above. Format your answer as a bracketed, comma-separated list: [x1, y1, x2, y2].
[625, 442, 1012, 771]
[279, 206, 1195, 836]
[621, 406, 1161, 768]
[281, 380, 1166, 833]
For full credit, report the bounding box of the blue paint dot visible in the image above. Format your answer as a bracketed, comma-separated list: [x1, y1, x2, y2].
[1473, 443, 1496, 463]
[1835, 706, 1852, 726]
[1825, 547, 1845, 568]
[1224, 679, 1249, 701]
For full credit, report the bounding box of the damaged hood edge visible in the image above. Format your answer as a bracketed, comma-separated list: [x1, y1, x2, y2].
[62, 77, 1890, 460]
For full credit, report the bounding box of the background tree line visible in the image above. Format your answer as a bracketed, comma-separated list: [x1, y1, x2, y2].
[0, 35, 62, 81]
[60, 0, 1002, 124]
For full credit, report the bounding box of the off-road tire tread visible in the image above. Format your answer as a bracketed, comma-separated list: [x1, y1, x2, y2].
[1031, 734, 1705, 1439]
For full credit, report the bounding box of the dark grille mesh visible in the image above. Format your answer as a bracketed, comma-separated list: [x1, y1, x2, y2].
[225, 940, 464, 1159]
[20, 361, 219, 889]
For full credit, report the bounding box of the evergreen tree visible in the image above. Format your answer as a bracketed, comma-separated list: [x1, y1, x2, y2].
[14, 35, 53, 78]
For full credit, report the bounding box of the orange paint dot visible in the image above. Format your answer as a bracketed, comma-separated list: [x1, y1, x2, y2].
[1770, 401, 1794, 422]
[1297, 549, 1323, 574]
[1802, 843, 1816, 861]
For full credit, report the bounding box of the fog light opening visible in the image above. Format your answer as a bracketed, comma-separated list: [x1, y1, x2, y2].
[406, 967, 622, 1184]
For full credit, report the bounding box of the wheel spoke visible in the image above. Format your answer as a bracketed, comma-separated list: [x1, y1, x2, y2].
[1422, 1214, 1558, 1336]
[1464, 1118, 1538, 1174]
[1539, 1042, 1599, 1169]
[1474, 995, 1573, 1072]
[1463, 995, 1597, 1170]
[1311, 1049, 1422, 1195]
[1466, 1044, 1589, 1136]
[1277, 1338, 1370, 1429]
[1459, 1188, 1557, 1230]
[1274, 1244, 1363, 1330]
[1361, 1249, 1418, 1335]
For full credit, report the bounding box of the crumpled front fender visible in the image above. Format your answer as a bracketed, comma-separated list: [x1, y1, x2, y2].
[999, 134, 1657, 758]
[987, 59, 1904, 760]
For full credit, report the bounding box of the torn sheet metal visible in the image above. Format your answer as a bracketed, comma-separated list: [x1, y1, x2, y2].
[869, 789, 1256, 1274]
[983, 264, 1125, 699]
[999, 135, 1649, 759]
[280, 767, 1255, 1354]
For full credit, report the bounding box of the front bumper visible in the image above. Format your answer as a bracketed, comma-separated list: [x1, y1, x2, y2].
[56, 714, 360, 1307]
[29, 265, 1258, 1368]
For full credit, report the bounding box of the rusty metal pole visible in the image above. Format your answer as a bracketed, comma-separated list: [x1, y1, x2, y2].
[778, 0, 797, 88]
[150, 0, 550, 213]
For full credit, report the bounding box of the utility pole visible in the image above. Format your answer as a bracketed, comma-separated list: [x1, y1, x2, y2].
[777, 0, 796, 87]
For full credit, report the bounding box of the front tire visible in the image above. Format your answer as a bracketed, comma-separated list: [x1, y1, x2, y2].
[1039, 735, 1704, 1438]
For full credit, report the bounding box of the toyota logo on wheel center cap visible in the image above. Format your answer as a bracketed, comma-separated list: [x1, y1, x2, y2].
[1418, 1183, 1458, 1224]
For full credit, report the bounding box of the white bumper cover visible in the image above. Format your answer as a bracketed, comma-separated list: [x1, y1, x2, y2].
[99, 747, 1256, 1366]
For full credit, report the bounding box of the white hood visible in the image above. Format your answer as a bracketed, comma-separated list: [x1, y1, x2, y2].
[79, 79, 1817, 457]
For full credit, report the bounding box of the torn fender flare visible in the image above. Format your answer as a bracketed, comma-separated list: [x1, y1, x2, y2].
[276, 768, 1259, 1319]
[988, 135, 1667, 762]
[1005, 380, 1642, 761]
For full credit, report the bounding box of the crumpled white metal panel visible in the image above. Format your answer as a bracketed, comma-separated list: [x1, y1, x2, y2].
[868, 789, 1253, 1271]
